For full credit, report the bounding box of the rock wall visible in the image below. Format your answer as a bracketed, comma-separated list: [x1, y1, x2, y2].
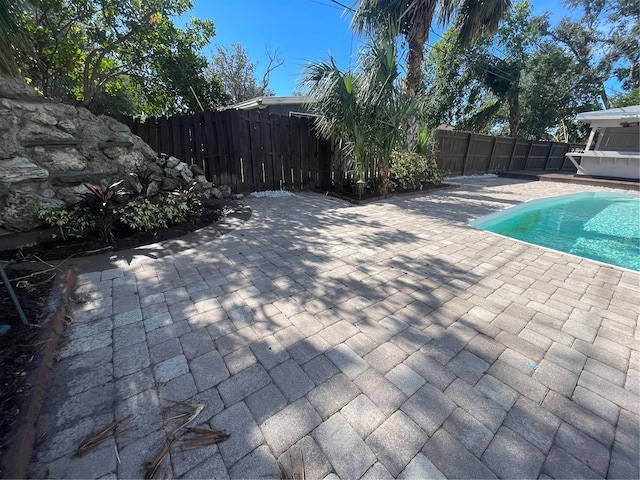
[0, 76, 220, 231]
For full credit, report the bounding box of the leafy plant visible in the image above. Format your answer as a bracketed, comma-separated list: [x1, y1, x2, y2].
[157, 194, 190, 225]
[119, 194, 189, 232]
[118, 197, 167, 232]
[128, 164, 162, 197]
[389, 150, 447, 191]
[167, 177, 204, 217]
[37, 205, 95, 240]
[81, 179, 125, 241]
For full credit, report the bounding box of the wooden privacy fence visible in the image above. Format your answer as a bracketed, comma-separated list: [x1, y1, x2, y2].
[121, 110, 332, 193]
[434, 129, 583, 176]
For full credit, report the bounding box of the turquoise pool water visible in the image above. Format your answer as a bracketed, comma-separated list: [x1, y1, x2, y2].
[471, 192, 640, 271]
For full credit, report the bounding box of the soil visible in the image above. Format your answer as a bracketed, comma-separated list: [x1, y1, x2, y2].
[0, 202, 224, 263]
[0, 200, 227, 468]
[315, 183, 456, 205]
[0, 268, 56, 467]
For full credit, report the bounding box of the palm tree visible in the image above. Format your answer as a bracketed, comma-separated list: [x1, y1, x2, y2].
[353, 0, 511, 149]
[301, 23, 417, 194]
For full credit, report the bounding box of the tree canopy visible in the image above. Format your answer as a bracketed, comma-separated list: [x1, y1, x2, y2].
[421, 0, 636, 141]
[9, 0, 229, 116]
[208, 43, 284, 104]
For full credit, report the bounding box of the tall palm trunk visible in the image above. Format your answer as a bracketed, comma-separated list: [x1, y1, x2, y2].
[403, 11, 431, 152]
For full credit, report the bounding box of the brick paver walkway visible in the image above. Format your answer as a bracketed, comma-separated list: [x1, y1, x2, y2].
[30, 178, 639, 479]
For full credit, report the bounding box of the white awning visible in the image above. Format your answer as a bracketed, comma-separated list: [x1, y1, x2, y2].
[576, 105, 640, 127]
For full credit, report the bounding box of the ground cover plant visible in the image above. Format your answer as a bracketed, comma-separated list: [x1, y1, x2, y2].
[1, 171, 222, 263]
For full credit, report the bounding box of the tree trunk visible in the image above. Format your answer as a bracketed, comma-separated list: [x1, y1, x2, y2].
[403, 33, 426, 152]
[508, 96, 520, 137]
[378, 163, 390, 195]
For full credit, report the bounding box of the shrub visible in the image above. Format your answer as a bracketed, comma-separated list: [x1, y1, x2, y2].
[389, 150, 446, 191]
[118, 197, 167, 232]
[157, 193, 189, 224]
[37, 205, 96, 240]
[170, 178, 204, 218]
[81, 180, 126, 241]
[128, 164, 162, 197]
[118, 194, 189, 232]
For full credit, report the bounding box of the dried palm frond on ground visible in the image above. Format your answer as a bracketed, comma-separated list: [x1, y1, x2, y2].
[144, 400, 228, 479]
[180, 427, 229, 449]
[278, 449, 305, 480]
[143, 439, 174, 480]
[75, 415, 131, 456]
[161, 400, 204, 437]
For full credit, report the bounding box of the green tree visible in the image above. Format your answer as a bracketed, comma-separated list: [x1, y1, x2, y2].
[422, 0, 602, 140]
[11, 0, 226, 115]
[610, 88, 640, 108]
[14, 0, 92, 100]
[209, 43, 284, 104]
[353, 0, 511, 150]
[301, 24, 417, 194]
[546, 0, 639, 107]
[0, 0, 28, 75]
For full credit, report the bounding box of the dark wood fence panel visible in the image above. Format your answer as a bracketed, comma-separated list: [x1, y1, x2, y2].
[435, 130, 469, 175]
[488, 137, 516, 172]
[434, 129, 583, 176]
[121, 114, 584, 192]
[122, 110, 331, 193]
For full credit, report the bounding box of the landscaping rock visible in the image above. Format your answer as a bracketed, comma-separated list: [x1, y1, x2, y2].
[0, 75, 218, 231]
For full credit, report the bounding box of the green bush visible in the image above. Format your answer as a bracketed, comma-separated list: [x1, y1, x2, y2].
[118, 194, 190, 232]
[37, 205, 96, 240]
[389, 150, 446, 191]
[157, 193, 189, 224]
[118, 197, 167, 232]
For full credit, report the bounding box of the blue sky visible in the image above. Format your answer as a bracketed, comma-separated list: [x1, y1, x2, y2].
[187, 0, 574, 97]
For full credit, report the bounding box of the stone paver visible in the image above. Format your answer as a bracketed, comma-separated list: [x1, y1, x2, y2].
[29, 179, 640, 479]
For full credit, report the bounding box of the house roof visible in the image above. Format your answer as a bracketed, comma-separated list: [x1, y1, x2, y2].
[576, 105, 640, 126]
[224, 96, 313, 111]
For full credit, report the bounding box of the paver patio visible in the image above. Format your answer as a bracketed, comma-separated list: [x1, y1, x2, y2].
[30, 177, 639, 479]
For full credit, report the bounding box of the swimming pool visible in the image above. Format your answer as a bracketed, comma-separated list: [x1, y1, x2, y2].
[470, 192, 640, 271]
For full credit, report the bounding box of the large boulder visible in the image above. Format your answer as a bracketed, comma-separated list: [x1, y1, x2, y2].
[0, 75, 217, 232]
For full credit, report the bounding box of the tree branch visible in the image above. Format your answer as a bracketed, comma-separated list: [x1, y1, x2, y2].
[261, 46, 284, 93]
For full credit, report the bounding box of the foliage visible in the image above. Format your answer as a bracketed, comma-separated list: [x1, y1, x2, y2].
[37, 204, 95, 240]
[422, 0, 606, 141]
[209, 43, 283, 104]
[0, 0, 27, 75]
[301, 23, 417, 194]
[128, 164, 162, 197]
[118, 197, 166, 231]
[12, 0, 228, 115]
[389, 150, 446, 191]
[157, 193, 190, 224]
[352, 0, 510, 151]
[81, 179, 125, 241]
[547, 0, 639, 106]
[118, 193, 189, 231]
[168, 178, 204, 217]
[610, 88, 640, 108]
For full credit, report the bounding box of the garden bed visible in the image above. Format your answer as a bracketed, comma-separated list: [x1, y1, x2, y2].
[0, 200, 226, 263]
[314, 183, 457, 205]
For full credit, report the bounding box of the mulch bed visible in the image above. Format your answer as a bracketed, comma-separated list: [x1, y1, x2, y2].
[0, 202, 223, 263]
[0, 268, 56, 475]
[314, 183, 456, 205]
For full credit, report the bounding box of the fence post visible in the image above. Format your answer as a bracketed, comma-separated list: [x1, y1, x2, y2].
[506, 137, 518, 171]
[523, 140, 534, 170]
[460, 132, 473, 176]
[542, 141, 555, 171]
[486, 136, 498, 173]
